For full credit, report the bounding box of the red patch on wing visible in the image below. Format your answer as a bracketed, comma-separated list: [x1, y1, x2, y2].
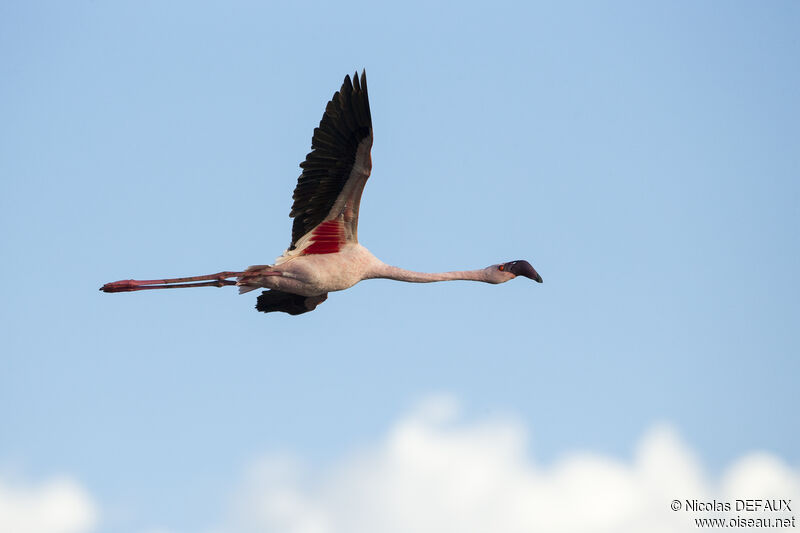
[302, 220, 344, 255]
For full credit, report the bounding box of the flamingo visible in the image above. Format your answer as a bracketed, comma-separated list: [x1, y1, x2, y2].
[100, 71, 542, 315]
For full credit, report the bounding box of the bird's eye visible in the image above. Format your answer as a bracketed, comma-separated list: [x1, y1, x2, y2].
[498, 265, 504, 271]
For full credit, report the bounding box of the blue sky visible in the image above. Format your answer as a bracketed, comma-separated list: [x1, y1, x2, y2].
[1, 2, 798, 532]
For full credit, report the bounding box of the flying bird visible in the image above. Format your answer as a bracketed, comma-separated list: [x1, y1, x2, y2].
[100, 71, 542, 315]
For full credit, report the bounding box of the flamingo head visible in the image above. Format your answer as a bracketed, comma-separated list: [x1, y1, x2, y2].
[485, 260, 543, 284]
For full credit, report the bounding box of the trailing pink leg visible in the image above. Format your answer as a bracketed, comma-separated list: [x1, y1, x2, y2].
[100, 271, 247, 293]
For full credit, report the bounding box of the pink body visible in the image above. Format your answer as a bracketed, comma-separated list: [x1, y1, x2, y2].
[239, 243, 503, 298]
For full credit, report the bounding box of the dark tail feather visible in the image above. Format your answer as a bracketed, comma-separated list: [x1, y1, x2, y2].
[255, 290, 328, 316]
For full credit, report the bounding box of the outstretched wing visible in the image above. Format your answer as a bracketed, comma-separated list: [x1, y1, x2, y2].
[287, 70, 373, 255]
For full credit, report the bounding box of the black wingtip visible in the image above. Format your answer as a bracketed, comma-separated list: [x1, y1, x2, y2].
[343, 70, 367, 92]
[350, 70, 367, 93]
[342, 73, 353, 93]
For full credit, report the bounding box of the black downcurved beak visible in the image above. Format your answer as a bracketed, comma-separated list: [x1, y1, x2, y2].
[506, 260, 543, 283]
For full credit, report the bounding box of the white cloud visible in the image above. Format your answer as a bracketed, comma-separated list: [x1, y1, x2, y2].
[222, 396, 799, 533]
[0, 476, 98, 533]
[3, 397, 797, 533]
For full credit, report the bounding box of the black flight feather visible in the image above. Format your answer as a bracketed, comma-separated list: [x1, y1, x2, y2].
[256, 290, 316, 315]
[288, 70, 372, 249]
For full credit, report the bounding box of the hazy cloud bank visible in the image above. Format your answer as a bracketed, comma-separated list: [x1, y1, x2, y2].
[0, 476, 97, 533]
[3, 396, 797, 533]
[224, 396, 799, 533]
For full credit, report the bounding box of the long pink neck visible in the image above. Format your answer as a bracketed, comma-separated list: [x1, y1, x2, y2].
[369, 263, 489, 283]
